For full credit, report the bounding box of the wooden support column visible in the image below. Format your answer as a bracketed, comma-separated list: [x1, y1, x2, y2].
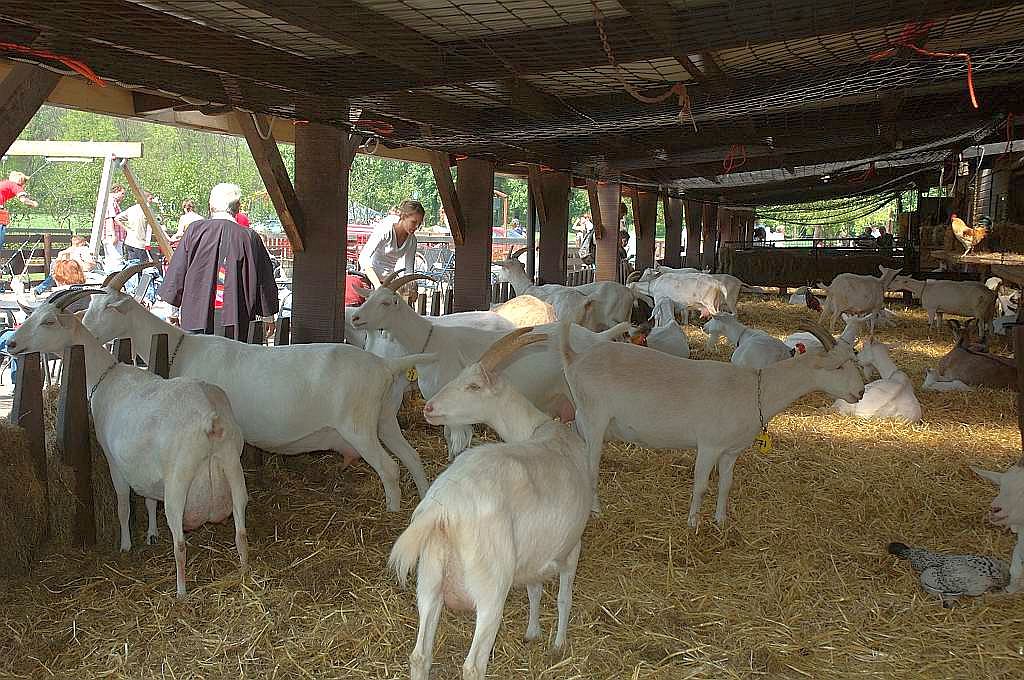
[590, 182, 622, 282]
[237, 111, 306, 252]
[428, 152, 466, 246]
[663, 195, 684, 268]
[12, 352, 46, 485]
[701, 201, 720, 271]
[683, 199, 703, 268]
[0, 63, 60, 156]
[453, 157, 495, 312]
[632, 190, 659, 273]
[529, 168, 570, 285]
[120, 161, 173, 260]
[58, 346, 94, 547]
[292, 122, 350, 342]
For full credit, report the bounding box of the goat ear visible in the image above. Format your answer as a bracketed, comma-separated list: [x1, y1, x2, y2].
[971, 466, 1004, 485]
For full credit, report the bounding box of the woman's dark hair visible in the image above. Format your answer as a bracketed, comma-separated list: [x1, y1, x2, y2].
[182, 199, 195, 213]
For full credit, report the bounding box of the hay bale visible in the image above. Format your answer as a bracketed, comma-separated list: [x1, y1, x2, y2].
[0, 420, 47, 576]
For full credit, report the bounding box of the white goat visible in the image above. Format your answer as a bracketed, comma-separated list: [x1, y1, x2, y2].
[818, 266, 901, 332]
[627, 271, 726, 323]
[888, 275, 997, 337]
[390, 329, 592, 680]
[832, 340, 922, 422]
[494, 257, 592, 328]
[8, 290, 247, 597]
[641, 268, 757, 314]
[83, 264, 433, 512]
[560, 323, 864, 525]
[784, 313, 869, 355]
[703, 313, 793, 369]
[490, 293, 558, 327]
[639, 298, 689, 358]
[972, 464, 1024, 593]
[350, 273, 628, 459]
[922, 368, 974, 392]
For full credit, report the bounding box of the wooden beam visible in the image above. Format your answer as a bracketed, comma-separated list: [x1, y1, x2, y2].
[662, 194, 684, 268]
[592, 182, 622, 282]
[0, 62, 60, 156]
[131, 92, 177, 115]
[57, 345, 94, 548]
[617, 0, 706, 80]
[632, 191, 659, 272]
[586, 180, 606, 241]
[453, 157, 495, 312]
[683, 200, 703, 268]
[5, 140, 142, 159]
[428, 152, 467, 246]
[119, 160, 173, 260]
[236, 111, 306, 252]
[530, 168, 571, 285]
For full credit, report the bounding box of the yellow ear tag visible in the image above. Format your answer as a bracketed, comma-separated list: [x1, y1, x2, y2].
[753, 430, 773, 453]
[406, 367, 418, 382]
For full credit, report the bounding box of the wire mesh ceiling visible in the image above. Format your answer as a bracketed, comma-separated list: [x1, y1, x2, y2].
[2, 0, 1024, 203]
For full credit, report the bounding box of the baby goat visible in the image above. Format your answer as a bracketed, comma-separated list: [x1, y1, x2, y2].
[391, 328, 592, 680]
[7, 290, 248, 597]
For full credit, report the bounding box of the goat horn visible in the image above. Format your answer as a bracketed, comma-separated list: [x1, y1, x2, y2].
[105, 261, 159, 291]
[381, 269, 405, 287]
[509, 246, 528, 260]
[478, 327, 547, 373]
[55, 288, 105, 311]
[625, 270, 644, 283]
[796, 322, 835, 351]
[386, 273, 435, 292]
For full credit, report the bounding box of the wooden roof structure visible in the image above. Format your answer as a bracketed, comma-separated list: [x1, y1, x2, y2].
[4, 0, 1024, 204]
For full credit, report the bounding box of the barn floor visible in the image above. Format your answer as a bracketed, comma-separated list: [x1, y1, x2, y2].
[2, 299, 1023, 679]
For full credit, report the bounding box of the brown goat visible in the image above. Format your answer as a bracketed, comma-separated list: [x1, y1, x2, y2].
[936, 319, 1018, 390]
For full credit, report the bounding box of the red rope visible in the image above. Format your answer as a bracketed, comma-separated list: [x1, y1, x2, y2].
[848, 162, 877, 185]
[722, 144, 747, 174]
[0, 42, 106, 87]
[868, 21, 977, 109]
[355, 119, 395, 136]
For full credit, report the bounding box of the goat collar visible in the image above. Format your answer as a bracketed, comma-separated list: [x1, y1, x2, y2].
[89, 362, 118, 402]
[419, 324, 434, 353]
[168, 334, 185, 370]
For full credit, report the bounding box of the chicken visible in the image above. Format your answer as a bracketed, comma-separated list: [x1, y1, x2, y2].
[888, 541, 1008, 607]
[951, 214, 988, 256]
[804, 288, 822, 313]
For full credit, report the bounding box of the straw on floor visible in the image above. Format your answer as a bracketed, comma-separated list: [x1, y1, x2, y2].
[1, 299, 1022, 679]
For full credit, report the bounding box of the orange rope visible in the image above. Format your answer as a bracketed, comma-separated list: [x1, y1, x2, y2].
[848, 162, 877, 185]
[590, 0, 697, 132]
[868, 21, 978, 109]
[722, 144, 747, 174]
[0, 42, 106, 87]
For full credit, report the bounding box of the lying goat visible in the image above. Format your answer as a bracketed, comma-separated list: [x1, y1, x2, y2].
[391, 329, 592, 680]
[703, 313, 792, 368]
[9, 290, 248, 597]
[494, 257, 592, 328]
[922, 368, 974, 392]
[490, 293, 557, 327]
[561, 323, 864, 525]
[832, 340, 922, 422]
[784, 313, 869, 355]
[84, 264, 433, 511]
[934, 319, 1017, 391]
[972, 464, 1024, 593]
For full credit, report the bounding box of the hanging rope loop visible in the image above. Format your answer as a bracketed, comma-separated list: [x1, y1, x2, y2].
[0, 42, 107, 87]
[722, 144, 747, 174]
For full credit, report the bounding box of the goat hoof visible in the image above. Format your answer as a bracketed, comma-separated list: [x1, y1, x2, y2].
[525, 628, 542, 642]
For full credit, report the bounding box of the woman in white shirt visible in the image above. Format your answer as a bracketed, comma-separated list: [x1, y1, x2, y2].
[358, 200, 425, 288]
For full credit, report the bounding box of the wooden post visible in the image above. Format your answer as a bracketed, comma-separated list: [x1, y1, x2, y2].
[591, 182, 621, 282]
[90, 153, 116, 257]
[12, 352, 46, 484]
[490, 282, 499, 304]
[430, 291, 441, 316]
[444, 288, 454, 315]
[683, 200, 703, 268]
[57, 346, 94, 547]
[112, 337, 134, 365]
[274, 316, 291, 345]
[701, 201, 719, 271]
[428, 152, 467, 246]
[416, 292, 427, 314]
[0, 63, 61, 157]
[43, 234, 53, 277]
[526, 184, 537, 283]
[530, 168, 571, 285]
[219, 325, 236, 340]
[292, 121, 349, 342]
[236, 111, 306, 252]
[247, 320, 265, 345]
[453, 157, 495, 312]
[663, 195, 684, 268]
[120, 160, 173, 260]
[632, 191, 659, 273]
[149, 333, 169, 378]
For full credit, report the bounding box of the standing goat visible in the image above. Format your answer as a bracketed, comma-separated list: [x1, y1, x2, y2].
[560, 323, 864, 524]
[8, 290, 248, 597]
[351, 273, 628, 459]
[703, 313, 793, 368]
[972, 464, 1024, 593]
[83, 264, 433, 511]
[818, 266, 901, 332]
[627, 271, 727, 323]
[888, 275, 997, 338]
[833, 340, 922, 422]
[390, 329, 592, 680]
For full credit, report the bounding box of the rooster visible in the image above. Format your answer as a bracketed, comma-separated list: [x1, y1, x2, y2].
[888, 541, 1008, 607]
[803, 288, 822, 313]
[951, 213, 989, 256]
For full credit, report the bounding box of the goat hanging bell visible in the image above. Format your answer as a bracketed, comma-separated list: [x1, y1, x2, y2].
[753, 430, 773, 454]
